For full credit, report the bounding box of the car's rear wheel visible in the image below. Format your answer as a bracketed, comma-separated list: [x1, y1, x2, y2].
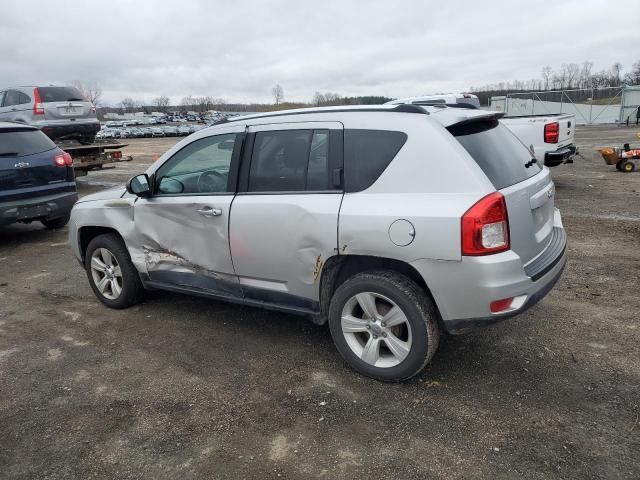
[85, 233, 144, 309]
[328, 270, 440, 382]
[41, 214, 70, 230]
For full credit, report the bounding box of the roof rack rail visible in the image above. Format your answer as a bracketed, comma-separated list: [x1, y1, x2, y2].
[220, 104, 429, 123]
[412, 102, 478, 110]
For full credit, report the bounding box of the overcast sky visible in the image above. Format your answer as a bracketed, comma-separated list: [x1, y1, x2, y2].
[1, 0, 639, 106]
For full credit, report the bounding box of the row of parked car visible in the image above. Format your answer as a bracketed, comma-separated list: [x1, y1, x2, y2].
[97, 124, 207, 139]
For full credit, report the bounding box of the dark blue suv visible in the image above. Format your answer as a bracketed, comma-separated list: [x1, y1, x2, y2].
[0, 122, 77, 228]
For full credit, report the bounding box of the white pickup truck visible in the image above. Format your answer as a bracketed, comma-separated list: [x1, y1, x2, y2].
[386, 95, 577, 167]
[500, 114, 577, 167]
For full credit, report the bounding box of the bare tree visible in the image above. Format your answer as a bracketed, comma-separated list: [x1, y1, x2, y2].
[579, 61, 593, 89]
[612, 62, 623, 86]
[71, 80, 103, 106]
[181, 96, 196, 111]
[623, 60, 640, 85]
[152, 95, 170, 112]
[121, 97, 135, 113]
[272, 84, 284, 105]
[313, 91, 342, 106]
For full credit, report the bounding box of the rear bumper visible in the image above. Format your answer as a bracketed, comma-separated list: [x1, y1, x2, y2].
[40, 121, 101, 141]
[411, 211, 567, 334]
[544, 144, 577, 167]
[0, 191, 78, 226]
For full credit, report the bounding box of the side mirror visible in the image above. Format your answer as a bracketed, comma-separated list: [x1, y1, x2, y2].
[126, 173, 152, 197]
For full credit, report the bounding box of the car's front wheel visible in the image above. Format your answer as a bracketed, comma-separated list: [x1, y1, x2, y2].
[328, 271, 440, 382]
[85, 233, 144, 309]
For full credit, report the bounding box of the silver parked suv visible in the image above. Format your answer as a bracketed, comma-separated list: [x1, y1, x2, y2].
[69, 105, 566, 381]
[0, 85, 100, 144]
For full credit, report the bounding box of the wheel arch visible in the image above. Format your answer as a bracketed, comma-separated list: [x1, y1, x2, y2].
[78, 225, 123, 262]
[317, 254, 435, 325]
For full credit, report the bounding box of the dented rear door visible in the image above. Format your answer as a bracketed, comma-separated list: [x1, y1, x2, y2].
[133, 129, 244, 296]
[229, 122, 343, 309]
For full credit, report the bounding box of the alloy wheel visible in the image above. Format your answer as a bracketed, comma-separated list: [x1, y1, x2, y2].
[90, 248, 123, 300]
[341, 291, 412, 368]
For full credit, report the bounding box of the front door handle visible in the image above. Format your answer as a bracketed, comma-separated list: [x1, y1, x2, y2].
[196, 206, 222, 217]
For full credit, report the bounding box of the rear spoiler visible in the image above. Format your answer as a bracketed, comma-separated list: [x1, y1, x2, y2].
[445, 112, 505, 136]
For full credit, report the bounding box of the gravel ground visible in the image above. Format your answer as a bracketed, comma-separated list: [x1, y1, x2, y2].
[0, 126, 639, 479]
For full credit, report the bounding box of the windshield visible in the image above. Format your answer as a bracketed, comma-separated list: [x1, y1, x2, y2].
[449, 120, 541, 190]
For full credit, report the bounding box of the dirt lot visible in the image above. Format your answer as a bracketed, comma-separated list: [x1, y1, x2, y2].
[1, 126, 639, 479]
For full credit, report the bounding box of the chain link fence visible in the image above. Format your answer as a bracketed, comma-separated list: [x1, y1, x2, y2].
[490, 86, 640, 125]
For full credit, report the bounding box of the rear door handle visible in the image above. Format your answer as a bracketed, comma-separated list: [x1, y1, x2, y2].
[196, 206, 222, 217]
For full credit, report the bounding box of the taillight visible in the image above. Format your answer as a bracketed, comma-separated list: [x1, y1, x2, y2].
[544, 122, 559, 143]
[33, 88, 44, 115]
[110, 151, 122, 159]
[461, 192, 509, 255]
[54, 152, 73, 167]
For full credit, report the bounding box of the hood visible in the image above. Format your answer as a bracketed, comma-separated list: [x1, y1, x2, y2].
[76, 186, 127, 204]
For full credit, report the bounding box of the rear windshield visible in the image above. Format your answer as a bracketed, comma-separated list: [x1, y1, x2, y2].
[38, 87, 85, 102]
[0, 130, 57, 157]
[449, 120, 541, 189]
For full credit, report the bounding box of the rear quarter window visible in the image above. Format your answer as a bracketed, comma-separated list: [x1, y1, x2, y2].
[449, 120, 541, 190]
[0, 129, 57, 157]
[344, 129, 407, 192]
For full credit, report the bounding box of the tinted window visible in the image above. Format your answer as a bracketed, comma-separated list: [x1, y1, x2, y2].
[155, 133, 237, 195]
[38, 87, 85, 102]
[306, 131, 330, 190]
[449, 120, 541, 190]
[17, 92, 31, 104]
[3, 90, 22, 107]
[0, 129, 57, 157]
[344, 129, 407, 192]
[249, 130, 307, 192]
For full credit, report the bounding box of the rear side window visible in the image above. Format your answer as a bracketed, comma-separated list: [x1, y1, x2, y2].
[38, 87, 85, 102]
[249, 129, 330, 192]
[0, 130, 57, 157]
[449, 120, 541, 190]
[2, 90, 25, 107]
[344, 129, 407, 192]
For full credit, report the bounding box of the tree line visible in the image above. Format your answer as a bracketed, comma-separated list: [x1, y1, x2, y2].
[470, 60, 640, 105]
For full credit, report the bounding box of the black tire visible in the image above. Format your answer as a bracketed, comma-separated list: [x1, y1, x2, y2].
[78, 135, 96, 145]
[85, 233, 144, 309]
[621, 161, 635, 173]
[328, 270, 440, 382]
[41, 214, 70, 230]
[615, 160, 624, 171]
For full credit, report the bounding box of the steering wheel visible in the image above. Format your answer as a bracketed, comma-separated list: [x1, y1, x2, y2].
[197, 170, 226, 193]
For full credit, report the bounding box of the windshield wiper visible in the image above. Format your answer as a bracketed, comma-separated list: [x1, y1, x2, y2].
[0, 152, 19, 157]
[66, 98, 84, 101]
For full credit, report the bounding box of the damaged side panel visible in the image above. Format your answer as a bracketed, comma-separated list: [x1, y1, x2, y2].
[131, 195, 241, 296]
[229, 193, 343, 303]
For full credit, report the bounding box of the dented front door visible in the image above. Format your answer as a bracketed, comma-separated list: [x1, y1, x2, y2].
[133, 131, 242, 296]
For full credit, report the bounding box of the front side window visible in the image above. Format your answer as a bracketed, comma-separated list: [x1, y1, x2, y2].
[155, 133, 237, 195]
[248, 129, 330, 192]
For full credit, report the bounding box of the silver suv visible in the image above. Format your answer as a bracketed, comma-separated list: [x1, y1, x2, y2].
[0, 86, 100, 144]
[69, 105, 566, 381]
